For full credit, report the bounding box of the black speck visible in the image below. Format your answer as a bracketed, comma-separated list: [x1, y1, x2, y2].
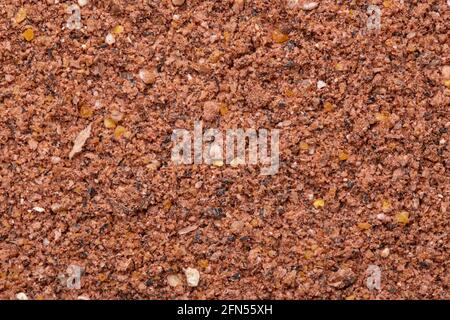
[216, 188, 226, 196]
[286, 40, 297, 50]
[194, 231, 202, 243]
[79, 252, 88, 259]
[87, 186, 96, 199]
[284, 60, 295, 68]
[145, 279, 154, 287]
[230, 273, 241, 281]
[208, 207, 224, 219]
[346, 180, 355, 189]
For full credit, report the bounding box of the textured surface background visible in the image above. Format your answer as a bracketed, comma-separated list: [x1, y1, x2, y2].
[0, 0, 449, 299]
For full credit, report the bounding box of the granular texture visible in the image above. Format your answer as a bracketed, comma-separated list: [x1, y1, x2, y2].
[0, 0, 449, 299]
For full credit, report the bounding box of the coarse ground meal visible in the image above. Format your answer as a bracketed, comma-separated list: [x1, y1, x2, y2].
[0, 0, 449, 299]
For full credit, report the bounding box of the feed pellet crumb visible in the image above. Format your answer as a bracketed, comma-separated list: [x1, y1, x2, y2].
[0, 0, 448, 301]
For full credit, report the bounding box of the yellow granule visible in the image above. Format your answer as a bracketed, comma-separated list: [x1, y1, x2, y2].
[23, 28, 34, 41]
[313, 199, 325, 209]
[272, 29, 289, 43]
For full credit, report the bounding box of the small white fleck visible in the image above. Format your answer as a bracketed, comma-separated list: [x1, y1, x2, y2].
[16, 292, 28, 300]
[78, 0, 89, 7]
[317, 80, 327, 89]
[302, 2, 318, 11]
[209, 33, 218, 43]
[105, 33, 115, 45]
[380, 247, 390, 258]
[33, 207, 45, 213]
[43, 238, 50, 246]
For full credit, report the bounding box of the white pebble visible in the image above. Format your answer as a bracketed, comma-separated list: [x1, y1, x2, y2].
[184, 267, 200, 287]
[16, 292, 28, 300]
[317, 80, 327, 89]
[105, 33, 115, 45]
[33, 207, 45, 213]
[302, 2, 318, 10]
[376, 213, 386, 221]
[78, 0, 88, 6]
[380, 248, 390, 258]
